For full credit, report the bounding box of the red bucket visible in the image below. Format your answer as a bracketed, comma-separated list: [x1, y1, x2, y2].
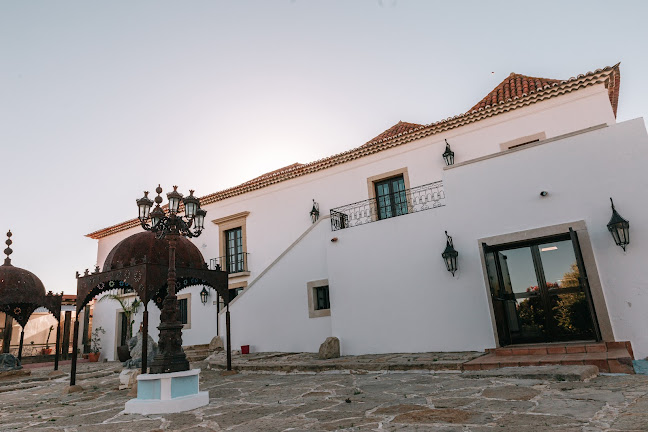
[241, 345, 250, 355]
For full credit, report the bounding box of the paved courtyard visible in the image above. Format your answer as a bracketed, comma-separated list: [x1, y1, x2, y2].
[1, 360, 647, 431]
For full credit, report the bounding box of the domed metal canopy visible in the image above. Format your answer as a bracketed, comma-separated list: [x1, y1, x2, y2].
[0, 230, 63, 365]
[103, 231, 205, 271]
[0, 231, 60, 326]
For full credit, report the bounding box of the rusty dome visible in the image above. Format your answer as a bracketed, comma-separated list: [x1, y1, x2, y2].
[102, 231, 205, 271]
[0, 230, 47, 304]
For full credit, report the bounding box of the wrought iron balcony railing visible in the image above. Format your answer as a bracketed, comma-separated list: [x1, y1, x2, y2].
[330, 181, 445, 231]
[209, 252, 249, 274]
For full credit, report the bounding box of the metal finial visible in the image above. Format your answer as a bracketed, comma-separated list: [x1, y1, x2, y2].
[4, 230, 13, 265]
[155, 184, 163, 204]
[610, 197, 615, 210]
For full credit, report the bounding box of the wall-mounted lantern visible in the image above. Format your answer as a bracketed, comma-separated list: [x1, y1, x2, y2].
[607, 197, 630, 251]
[310, 199, 320, 224]
[200, 287, 209, 305]
[442, 231, 459, 276]
[442, 139, 455, 166]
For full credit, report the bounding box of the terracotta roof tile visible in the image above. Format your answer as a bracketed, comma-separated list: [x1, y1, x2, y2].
[468, 73, 562, 113]
[365, 121, 425, 144]
[87, 64, 621, 240]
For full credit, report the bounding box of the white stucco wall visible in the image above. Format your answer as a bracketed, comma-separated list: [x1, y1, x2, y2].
[327, 119, 648, 358]
[218, 217, 331, 353]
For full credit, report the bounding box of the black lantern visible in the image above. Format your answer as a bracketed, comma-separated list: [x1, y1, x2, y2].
[150, 205, 165, 228]
[442, 139, 455, 166]
[442, 231, 458, 276]
[183, 190, 199, 218]
[200, 287, 209, 305]
[167, 185, 183, 214]
[137, 191, 153, 221]
[310, 199, 320, 224]
[607, 197, 630, 251]
[194, 209, 206, 231]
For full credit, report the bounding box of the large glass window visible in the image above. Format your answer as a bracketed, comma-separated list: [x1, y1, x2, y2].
[375, 176, 408, 220]
[225, 227, 244, 273]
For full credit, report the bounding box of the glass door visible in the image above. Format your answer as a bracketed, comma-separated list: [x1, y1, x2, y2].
[484, 233, 599, 345]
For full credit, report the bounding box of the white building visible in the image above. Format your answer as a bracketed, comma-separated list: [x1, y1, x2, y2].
[87, 64, 648, 362]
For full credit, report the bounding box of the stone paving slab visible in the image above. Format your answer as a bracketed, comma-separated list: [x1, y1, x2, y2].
[462, 365, 600, 381]
[207, 351, 483, 373]
[1, 360, 648, 431]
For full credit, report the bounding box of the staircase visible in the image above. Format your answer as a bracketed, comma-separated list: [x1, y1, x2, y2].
[463, 341, 635, 374]
[183, 344, 211, 362]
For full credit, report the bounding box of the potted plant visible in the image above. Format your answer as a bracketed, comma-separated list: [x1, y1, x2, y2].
[88, 326, 105, 362]
[41, 325, 54, 355]
[98, 294, 141, 362]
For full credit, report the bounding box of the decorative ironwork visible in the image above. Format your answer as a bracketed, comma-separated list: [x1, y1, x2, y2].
[209, 252, 249, 274]
[329, 181, 445, 231]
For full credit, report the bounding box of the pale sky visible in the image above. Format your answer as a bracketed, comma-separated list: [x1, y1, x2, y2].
[2, 0, 647, 294]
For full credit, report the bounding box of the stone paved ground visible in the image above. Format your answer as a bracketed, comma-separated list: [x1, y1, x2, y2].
[1, 361, 648, 431]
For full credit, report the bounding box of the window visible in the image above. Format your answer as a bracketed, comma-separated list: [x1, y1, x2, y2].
[225, 227, 245, 273]
[212, 211, 250, 278]
[178, 298, 188, 325]
[228, 287, 244, 302]
[314, 286, 330, 310]
[375, 176, 408, 220]
[307, 279, 331, 318]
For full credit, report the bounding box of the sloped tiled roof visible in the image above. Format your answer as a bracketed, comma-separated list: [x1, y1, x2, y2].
[366, 121, 425, 144]
[87, 64, 621, 239]
[468, 73, 562, 113]
[243, 163, 304, 185]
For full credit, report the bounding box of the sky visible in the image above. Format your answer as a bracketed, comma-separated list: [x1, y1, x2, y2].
[2, 0, 647, 294]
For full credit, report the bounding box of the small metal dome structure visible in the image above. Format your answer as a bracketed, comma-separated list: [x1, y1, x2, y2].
[103, 231, 205, 271]
[71, 230, 229, 385]
[0, 231, 62, 367]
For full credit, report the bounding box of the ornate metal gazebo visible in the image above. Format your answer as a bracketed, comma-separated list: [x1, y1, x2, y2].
[0, 231, 63, 369]
[70, 231, 230, 385]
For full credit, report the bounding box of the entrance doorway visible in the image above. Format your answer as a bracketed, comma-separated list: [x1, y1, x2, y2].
[119, 312, 129, 346]
[484, 230, 600, 346]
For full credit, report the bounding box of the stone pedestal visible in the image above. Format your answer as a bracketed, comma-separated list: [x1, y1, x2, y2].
[119, 369, 140, 390]
[124, 369, 208, 415]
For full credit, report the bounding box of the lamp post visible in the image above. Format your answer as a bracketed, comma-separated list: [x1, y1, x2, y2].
[136, 185, 206, 373]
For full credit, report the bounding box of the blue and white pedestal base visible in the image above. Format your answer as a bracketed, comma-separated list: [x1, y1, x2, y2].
[124, 369, 208, 415]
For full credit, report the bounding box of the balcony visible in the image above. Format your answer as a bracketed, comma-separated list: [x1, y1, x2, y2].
[209, 252, 250, 275]
[330, 181, 445, 231]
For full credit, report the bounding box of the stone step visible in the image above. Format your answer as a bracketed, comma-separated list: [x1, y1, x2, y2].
[492, 341, 633, 357]
[183, 344, 210, 351]
[464, 346, 634, 374]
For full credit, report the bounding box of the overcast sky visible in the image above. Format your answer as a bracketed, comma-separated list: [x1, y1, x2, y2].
[2, 0, 647, 294]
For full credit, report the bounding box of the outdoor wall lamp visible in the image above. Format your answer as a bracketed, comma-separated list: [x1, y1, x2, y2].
[442, 231, 459, 276]
[200, 287, 209, 305]
[607, 197, 630, 251]
[310, 199, 320, 224]
[442, 139, 455, 166]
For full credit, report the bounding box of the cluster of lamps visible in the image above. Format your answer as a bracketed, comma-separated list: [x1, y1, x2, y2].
[137, 186, 207, 237]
